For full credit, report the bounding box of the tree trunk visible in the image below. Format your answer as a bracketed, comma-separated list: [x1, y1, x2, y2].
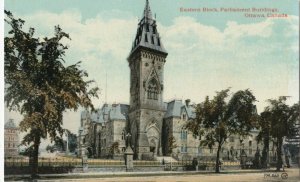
[215, 143, 222, 173]
[276, 138, 283, 171]
[261, 136, 269, 168]
[31, 136, 41, 178]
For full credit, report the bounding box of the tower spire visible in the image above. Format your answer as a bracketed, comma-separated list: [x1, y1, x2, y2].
[143, 0, 152, 19]
[128, 0, 167, 59]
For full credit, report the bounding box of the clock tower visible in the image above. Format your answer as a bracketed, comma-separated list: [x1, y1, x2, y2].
[127, 0, 168, 159]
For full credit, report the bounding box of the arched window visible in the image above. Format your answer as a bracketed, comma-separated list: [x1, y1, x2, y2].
[121, 130, 125, 140]
[147, 78, 158, 100]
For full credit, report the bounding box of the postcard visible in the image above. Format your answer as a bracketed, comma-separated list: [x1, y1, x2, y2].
[3, 0, 299, 181]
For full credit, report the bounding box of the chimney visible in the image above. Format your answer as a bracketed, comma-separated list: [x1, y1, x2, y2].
[185, 99, 191, 107]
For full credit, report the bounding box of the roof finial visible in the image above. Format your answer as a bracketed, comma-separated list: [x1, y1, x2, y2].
[144, 0, 152, 19]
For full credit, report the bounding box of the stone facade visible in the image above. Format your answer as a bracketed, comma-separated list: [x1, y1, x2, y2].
[78, 104, 128, 159]
[4, 119, 19, 157]
[127, 0, 168, 160]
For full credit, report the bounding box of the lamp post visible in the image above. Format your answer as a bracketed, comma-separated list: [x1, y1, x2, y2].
[124, 133, 134, 171]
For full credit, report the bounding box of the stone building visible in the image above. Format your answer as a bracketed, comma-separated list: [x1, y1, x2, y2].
[78, 103, 128, 159]
[4, 119, 19, 157]
[78, 0, 264, 161]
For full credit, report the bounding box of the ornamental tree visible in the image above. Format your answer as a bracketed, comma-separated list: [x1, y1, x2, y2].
[4, 10, 99, 178]
[186, 88, 257, 173]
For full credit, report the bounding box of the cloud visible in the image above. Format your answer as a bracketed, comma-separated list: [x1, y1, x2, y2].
[158, 15, 298, 109]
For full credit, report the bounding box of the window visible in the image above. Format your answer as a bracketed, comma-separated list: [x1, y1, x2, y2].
[180, 129, 187, 140]
[157, 38, 161, 46]
[198, 147, 202, 154]
[145, 34, 148, 42]
[181, 144, 187, 153]
[249, 141, 252, 155]
[147, 78, 158, 100]
[153, 27, 156, 34]
[121, 131, 125, 140]
[146, 24, 149, 32]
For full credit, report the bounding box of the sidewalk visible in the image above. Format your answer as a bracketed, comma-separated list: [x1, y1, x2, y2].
[5, 169, 277, 181]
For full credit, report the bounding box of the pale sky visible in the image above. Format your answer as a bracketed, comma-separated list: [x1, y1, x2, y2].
[3, 0, 299, 148]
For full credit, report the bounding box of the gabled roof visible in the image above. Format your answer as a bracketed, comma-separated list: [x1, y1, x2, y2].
[5, 119, 17, 129]
[128, 0, 167, 59]
[164, 100, 196, 119]
[181, 105, 196, 119]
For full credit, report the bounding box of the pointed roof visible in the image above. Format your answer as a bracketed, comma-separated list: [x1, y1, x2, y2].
[5, 119, 17, 129]
[128, 0, 167, 59]
[143, 0, 152, 20]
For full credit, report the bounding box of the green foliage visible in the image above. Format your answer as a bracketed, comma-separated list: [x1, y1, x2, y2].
[167, 135, 177, 155]
[258, 97, 299, 171]
[4, 10, 99, 177]
[186, 88, 257, 173]
[19, 146, 34, 156]
[46, 145, 55, 153]
[109, 142, 120, 155]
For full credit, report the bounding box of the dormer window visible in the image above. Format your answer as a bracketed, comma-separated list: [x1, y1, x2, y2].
[153, 27, 156, 34]
[146, 24, 150, 32]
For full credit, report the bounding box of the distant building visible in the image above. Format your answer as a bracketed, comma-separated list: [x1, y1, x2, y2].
[4, 119, 19, 157]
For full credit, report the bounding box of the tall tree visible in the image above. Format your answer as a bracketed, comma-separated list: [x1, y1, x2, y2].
[4, 11, 99, 178]
[186, 89, 257, 173]
[256, 111, 271, 169]
[263, 97, 299, 171]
